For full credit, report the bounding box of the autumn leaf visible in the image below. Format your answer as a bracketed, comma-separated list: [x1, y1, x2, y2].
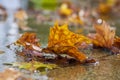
[44, 23, 92, 62]
[13, 61, 57, 72]
[48, 23, 91, 47]
[113, 36, 120, 49]
[89, 21, 115, 49]
[16, 32, 41, 51]
[12, 32, 43, 58]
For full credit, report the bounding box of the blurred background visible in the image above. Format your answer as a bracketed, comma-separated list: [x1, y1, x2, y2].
[0, 0, 119, 46]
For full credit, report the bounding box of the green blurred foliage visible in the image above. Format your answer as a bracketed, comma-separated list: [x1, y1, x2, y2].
[30, 0, 58, 10]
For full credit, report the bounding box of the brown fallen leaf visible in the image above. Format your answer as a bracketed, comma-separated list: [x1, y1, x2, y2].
[13, 32, 42, 58]
[44, 23, 92, 62]
[16, 32, 41, 51]
[89, 20, 115, 49]
[113, 36, 120, 49]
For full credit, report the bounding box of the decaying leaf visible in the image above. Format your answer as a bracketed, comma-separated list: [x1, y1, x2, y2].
[44, 23, 92, 62]
[13, 61, 57, 72]
[16, 32, 41, 51]
[89, 21, 115, 49]
[12, 32, 43, 58]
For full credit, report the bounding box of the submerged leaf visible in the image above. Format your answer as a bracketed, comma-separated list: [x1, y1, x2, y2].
[89, 21, 115, 49]
[44, 23, 92, 62]
[13, 61, 57, 72]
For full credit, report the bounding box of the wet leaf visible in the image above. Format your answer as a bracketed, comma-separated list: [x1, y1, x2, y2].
[44, 23, 92, 62]
[10, 32, 43, 58]
[89, 21, 115, 49]
[112, 36, 120, 54]
[48, 23, 91, 47]
[113, 36, 120, 49]
[13, 61, 57, 72]
[16, 32, 41, 51]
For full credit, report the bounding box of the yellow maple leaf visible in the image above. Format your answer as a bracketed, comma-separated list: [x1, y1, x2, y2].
[48, 23, 91, 47]
[45, 23, 91, 62]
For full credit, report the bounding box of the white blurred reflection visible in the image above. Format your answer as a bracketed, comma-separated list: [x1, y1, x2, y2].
[0, 22, 7, 46]
[7, 22, 19, 44]
[0, 20, 19, 70]
[0, 0, 21, 71]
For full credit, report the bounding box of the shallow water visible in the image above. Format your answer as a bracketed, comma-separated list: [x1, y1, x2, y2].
[0, 15, 120, 80]
[0, 22, 17, 71]
[27, 18, 120, 80]
[47, 51, 120, 80]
